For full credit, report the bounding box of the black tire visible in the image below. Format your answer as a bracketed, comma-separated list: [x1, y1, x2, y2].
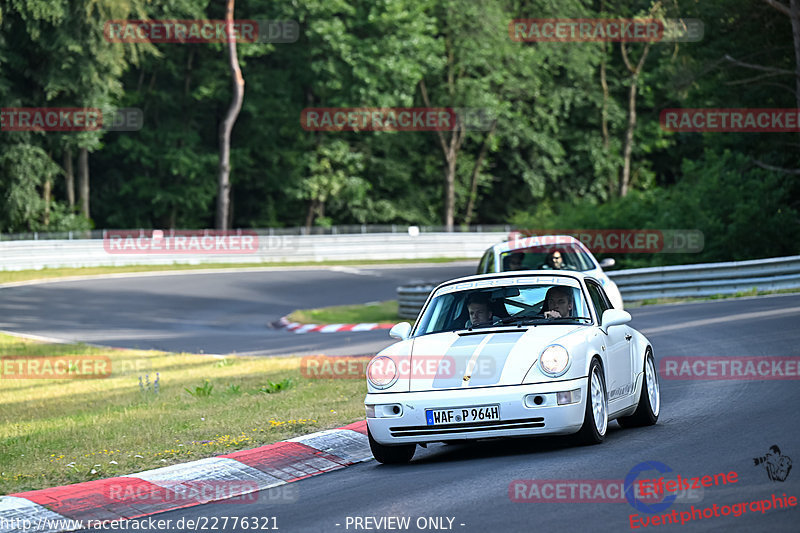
[368, 428, 416, 464]
[575, 358, 608, 445]
[617, 348, 660, 428]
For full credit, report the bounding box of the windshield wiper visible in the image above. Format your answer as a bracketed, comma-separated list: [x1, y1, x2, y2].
[544, 316, 593, 322]
[494, 316, 545, 326]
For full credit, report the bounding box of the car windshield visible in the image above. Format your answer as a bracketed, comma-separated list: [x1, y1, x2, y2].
[414, 278, 592, 336]
[500, 243, 595, 272]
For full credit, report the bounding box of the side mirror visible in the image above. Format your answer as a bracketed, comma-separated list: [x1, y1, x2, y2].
[600, 309, 631, 333]
[599, 258, 616, 268]
[389, 322, 412, 340]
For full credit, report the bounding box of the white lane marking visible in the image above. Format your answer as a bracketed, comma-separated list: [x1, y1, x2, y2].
[329, 266, 381, 277]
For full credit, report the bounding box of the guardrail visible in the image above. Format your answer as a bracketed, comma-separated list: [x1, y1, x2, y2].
[397, 284, 437, 319]
[606, 255, 800, 301]
[396, 255, 800, 319]
[0, 224, 513, 241]
[0, 232, 505, 271]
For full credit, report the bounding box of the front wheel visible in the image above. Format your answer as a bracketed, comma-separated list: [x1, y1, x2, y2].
[617, 348, 660, 428]
[368, 428, 416, 464]
[575, 358, 608, 445]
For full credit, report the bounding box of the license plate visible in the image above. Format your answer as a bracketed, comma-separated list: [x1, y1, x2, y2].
[425, 404, 500, 426]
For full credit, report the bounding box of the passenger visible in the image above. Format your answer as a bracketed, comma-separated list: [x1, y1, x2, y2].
[543, 286, 573, 319]
[506, 252, 525, 271]
[543, 250, 565, 270]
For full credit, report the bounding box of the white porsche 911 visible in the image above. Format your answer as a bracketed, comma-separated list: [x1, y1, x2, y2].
[364, 271, 660, 464]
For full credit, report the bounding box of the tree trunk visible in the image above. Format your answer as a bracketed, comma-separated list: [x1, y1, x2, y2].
[464, 119, 497, 225]
[620, 80, 637, 198]
[762, 0, 800, 110]
[444, 154, 456, 230]
[419, 79, 463, 231]
[63, 147, 74, 208]
[304, 199, 315, 231]
[216, 0, 245, 230]
[78, 147, 89, 218]
[43, 176, 51, 227]
[791, 0, 800, 111]
[619, 42, 650, 197]
[600, 52, 611, 151]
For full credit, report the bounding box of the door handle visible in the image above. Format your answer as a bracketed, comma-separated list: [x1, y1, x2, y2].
[625, 334, 632, 341]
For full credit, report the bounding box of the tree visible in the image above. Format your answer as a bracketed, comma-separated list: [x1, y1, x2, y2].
[216, 0, 245, 230]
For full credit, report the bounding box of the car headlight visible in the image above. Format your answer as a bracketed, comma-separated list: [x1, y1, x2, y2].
[539, 345, 570, 377]
[367, 356, 398, 389]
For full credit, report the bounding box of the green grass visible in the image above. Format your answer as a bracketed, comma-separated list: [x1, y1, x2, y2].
[0, 333, 368, 495]
[626, 287, 800, 307]
[287, 300, 404, 325]
[0, 257, 472, 286]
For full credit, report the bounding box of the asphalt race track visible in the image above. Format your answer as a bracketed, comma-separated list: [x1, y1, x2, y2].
[3, 265, 799, 532]
[0, 263, 474, 356]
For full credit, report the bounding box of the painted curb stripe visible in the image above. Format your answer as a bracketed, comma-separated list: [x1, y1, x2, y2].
[277, 316, 394, 334]
[288, 428, 372, 464]
[2, 423, 373, 533]
[130, 457, 284, 492]
[221, 441, 348, 481]
[0, 496, 73, 533]
[340, 420, 368, 435]
[12, 477, 167, 522]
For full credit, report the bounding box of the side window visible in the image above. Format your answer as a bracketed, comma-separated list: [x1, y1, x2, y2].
[596, 283, 615, 309]
[486, 252, 496, 273]
[477, 251, 493, 274]
[585, 281, 611, 319]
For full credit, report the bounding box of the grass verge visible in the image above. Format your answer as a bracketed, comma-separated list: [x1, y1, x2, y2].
[0, 257, 472, 286]
[0, 333, 368, 495]
[287, 300, 403, 325]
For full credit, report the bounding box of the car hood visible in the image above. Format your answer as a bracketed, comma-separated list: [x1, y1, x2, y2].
[405, 325, 582, 391]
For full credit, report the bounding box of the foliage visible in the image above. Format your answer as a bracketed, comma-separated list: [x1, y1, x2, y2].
[259, 378, 294, 394]
[185, 379, 214, 398]
[0, 0, 796, 264]
[513, 150, 800, 268]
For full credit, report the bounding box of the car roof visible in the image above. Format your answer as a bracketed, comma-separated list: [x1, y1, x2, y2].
[489, 234, 584, 254]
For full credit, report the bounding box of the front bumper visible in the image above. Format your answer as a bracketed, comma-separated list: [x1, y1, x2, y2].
[366, 377, 587, 445]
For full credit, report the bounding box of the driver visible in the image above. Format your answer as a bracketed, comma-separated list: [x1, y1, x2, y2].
[465, 292, 497, 327]
[543, 286, 573, 319]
